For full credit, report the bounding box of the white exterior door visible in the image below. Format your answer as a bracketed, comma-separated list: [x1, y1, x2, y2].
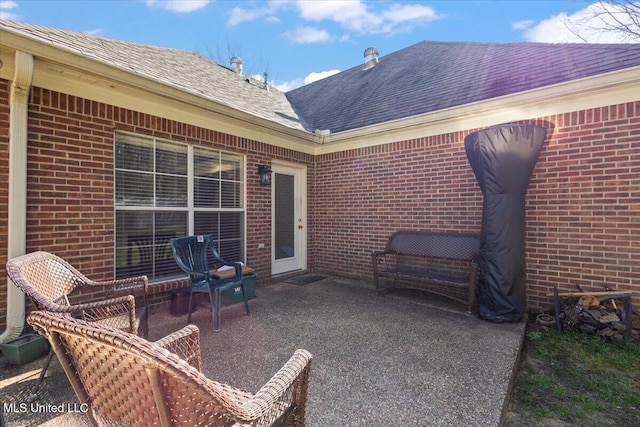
[271, 162, 306, 275]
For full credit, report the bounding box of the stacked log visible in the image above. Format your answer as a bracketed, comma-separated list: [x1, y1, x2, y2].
[542, 289, 638, 342]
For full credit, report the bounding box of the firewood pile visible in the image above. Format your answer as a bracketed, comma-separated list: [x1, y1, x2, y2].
[542, 287, 639, 343]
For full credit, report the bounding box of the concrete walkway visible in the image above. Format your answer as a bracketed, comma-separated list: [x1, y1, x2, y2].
[1, 276, 525, 426]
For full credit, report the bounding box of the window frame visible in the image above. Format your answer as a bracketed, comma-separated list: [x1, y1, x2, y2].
[113, 131, 247, 281]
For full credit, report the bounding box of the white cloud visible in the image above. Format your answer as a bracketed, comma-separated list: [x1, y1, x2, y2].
[304, 69, 340, 84]
[511, 20, 534, 32]
[382, 4, 439, 24]
[145, 0, 209, 13]
[293, 0, 440, 35]
[228, 6, 267, 27]
[226, 1, 283, 27]
[0, 0, 20, 20]
[272, 78, 305, 92]
[227, 1, 442, 40]
[271, 69, 341, 92]
[283, 26, 331, 44]
[264, 15, 281, 24]
[516, 2, 640, 43]
[295, 0, 368, 23]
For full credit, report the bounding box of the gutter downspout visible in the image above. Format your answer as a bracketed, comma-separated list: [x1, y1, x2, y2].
[1, 51, 33, 343]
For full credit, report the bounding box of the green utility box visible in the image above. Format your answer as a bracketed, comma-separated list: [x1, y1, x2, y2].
[1, 333, 48, 365]
[169, 274, 257, 316]
[221, 274, 256, 305]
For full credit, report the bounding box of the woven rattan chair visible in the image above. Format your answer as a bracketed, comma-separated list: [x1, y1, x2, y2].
[5, 251, 149, 399]
[27, 310, 313, 427]
[170, 235, 249, 332]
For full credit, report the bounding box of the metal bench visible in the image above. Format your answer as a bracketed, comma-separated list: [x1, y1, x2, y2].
[372, 231, 480, 312]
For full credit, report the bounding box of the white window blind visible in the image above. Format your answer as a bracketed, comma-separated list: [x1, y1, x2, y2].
[114, 132, 245, 280]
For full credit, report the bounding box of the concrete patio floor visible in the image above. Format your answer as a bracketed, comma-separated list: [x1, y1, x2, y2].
[1, 276, 525, 426]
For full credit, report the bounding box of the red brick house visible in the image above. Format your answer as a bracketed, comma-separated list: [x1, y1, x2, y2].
[1, 20, 639, 337]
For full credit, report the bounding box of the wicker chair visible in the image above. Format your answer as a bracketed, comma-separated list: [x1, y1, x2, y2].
[27, 310, 313, 427]
[5, 251, 149, 399]
[170, 235, 249, 332]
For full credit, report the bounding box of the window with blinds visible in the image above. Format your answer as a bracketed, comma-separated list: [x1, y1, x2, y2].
[114, 132, 245, 280]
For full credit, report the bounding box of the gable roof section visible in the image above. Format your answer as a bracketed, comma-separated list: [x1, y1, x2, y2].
[0, 20, 309, 132]
[2, 20, 640, 142]
[286, 41, 640, 134]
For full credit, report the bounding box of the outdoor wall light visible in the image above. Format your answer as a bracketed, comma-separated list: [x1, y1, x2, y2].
[258, 164, 272, 186]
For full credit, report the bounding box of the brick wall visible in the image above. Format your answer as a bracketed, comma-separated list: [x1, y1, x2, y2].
[0, 82, 638, 332]
[526, 104, 640, 310]
[313, 103, 640, 312]
[313, 132, 483, 278]
[0, 80, 9, 329]
[0, 85, 313, 330]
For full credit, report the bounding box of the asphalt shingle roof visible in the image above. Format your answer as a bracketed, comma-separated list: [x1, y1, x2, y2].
[3, 20, 640, 136]
[0, 20, 309, 132]
[286, 41, 640, 133]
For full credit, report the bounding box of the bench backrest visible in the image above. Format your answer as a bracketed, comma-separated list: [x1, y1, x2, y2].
[385, 231, 480, 260]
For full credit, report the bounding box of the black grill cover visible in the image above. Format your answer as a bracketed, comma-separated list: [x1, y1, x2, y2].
[465, 124, 546, 322]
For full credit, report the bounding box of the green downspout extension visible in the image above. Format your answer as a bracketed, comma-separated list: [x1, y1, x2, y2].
[1, 51, 33, 343]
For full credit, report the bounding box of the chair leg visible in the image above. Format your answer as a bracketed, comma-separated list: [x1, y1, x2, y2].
[241, 284, 250, 315]
[211, 287, 221, 332]
[27, 349, 56, 402]
[139, 309, 149, 339]
[187, 289, 195, 325]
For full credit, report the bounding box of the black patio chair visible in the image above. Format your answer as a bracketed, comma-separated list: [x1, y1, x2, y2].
[170, 235, 249, 332]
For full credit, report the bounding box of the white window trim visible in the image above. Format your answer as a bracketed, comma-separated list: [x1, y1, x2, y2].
[113, 131, 247, 280]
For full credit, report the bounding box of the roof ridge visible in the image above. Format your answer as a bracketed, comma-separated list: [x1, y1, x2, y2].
[404, 39, 640, 51]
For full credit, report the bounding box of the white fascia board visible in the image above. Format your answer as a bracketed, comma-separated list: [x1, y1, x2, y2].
[49, 60, 318, 154]
[314, 66, 640, 155]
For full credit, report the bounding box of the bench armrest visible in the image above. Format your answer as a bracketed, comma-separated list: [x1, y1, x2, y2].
[468, 258, 480, 284]
[372, 250, 394, 257]
[372, 250, 396, 291]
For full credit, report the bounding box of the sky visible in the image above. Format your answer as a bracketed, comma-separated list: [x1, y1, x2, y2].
[1, 1, 638, 91]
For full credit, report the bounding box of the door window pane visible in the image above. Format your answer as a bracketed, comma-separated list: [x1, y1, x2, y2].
[274, 173, 295, 260]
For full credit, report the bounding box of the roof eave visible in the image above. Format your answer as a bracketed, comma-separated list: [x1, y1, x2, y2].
[0, 27, 319, 153]
[2, 25, 638, 157]
[313, 66, 640, 154]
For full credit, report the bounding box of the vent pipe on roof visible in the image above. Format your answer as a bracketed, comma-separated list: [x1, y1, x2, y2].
[230, 56, 243, 74]
[262, 71, 270, 92]
[363, 47, 379, 70]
